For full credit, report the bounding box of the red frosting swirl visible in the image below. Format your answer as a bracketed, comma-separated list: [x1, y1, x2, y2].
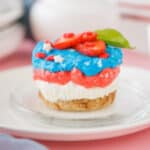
[34, 67, 120, 88]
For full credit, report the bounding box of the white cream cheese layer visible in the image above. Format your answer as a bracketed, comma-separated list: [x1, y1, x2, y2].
[35, 79, 118, 102]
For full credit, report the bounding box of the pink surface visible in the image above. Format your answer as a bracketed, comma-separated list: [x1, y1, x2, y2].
[0, 40, 150, 150]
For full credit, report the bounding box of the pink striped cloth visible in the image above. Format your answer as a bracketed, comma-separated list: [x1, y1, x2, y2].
[118, 1, 150, 23]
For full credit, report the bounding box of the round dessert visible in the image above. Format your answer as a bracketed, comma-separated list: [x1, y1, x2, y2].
[32, 30, 127, 111]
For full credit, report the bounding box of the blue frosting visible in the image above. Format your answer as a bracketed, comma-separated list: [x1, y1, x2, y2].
[32, 41, 123, 76]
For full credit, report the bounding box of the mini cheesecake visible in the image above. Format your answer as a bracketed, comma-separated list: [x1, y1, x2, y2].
[32, 31, 124, 111]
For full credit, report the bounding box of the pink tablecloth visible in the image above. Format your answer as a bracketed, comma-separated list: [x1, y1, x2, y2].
[0, 40, 150, 150]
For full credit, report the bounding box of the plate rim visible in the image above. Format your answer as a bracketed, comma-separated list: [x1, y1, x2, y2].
[0, 117, 150, 134]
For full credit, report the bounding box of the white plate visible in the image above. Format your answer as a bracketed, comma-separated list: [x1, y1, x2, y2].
[0, 66, 150, 141]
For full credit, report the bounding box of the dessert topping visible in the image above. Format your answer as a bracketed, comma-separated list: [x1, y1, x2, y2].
[75, 40, 106, 57]
[96, 28, 134, 49]
[45, 55, 54, 61]
[35, 52, 46, 59]
[43, 40, 52, 51]
[80, 31, 97, 42]
[53, 32, 80, 49]
[54, 55, 64, 63]
[99, 52, 109, 58]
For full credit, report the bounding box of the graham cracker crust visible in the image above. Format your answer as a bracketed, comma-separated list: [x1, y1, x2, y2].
[38, 91, 116, 112]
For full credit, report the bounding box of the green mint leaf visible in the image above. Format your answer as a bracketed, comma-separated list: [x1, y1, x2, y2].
[95, 28, 134, 49]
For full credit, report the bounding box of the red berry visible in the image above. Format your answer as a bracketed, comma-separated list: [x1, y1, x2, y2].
[63, 33, 75, 38]
[35, 52, 46, 59]
[45, 55, 54, 61]
[99, 53, 109, 59]
[80, 31, 97, 42]
[75, 40, 106, 57]
[53, 33, 80, 49]
[84, 42, 95, 47]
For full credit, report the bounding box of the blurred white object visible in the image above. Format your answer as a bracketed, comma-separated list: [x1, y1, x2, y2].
[0, 0, 23, 28]
[0, 24, 25, 58]
[30, 0, 118, 40]
[0, 0, 25, 58]
[118, 0, 150, 6]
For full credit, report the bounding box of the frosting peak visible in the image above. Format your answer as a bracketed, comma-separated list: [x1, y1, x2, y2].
[32, 42, 123, 76]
